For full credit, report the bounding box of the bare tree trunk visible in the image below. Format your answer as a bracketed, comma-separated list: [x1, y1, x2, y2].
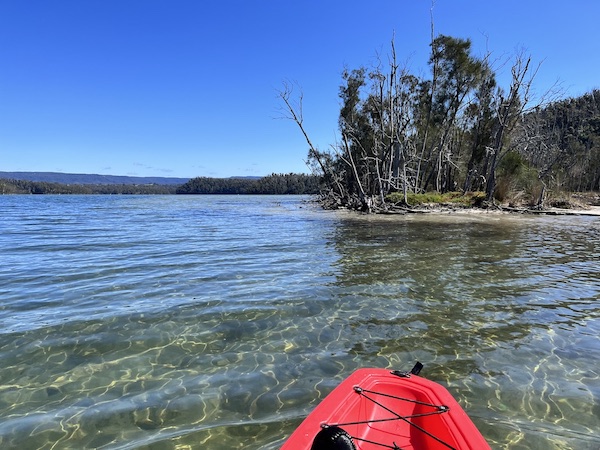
[415, 2, 438, 193]
[342, 132, 369, 211]
[486, 54, 539, 201]
[537, 181, 546, 208]
[277, 81, 345, 197]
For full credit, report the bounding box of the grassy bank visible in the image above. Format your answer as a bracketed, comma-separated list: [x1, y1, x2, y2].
[385, 190, 600, 211]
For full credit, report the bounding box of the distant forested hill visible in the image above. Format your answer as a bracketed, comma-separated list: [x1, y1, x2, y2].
[176, 173, 321, 195]
[0, 171, 190, 185]
[0, 172, 321, 195]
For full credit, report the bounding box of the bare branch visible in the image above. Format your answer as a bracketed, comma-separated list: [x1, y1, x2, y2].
[276, 80, 319, 168]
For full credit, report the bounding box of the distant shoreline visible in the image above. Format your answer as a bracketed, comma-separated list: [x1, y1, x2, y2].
[0, 171, 190, 185]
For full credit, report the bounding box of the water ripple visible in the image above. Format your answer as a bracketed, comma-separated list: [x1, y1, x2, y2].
[0, 196, 599, 449]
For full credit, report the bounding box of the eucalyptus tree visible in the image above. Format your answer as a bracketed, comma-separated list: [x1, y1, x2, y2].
[483, 53, 540, 201]
[417, 35, 488, 193]
[336, 53, 423, 210]
[336, 52, 421, 209]
[462, 60, 497, 192]
[358, 41, 422, 206]
[337, 67, 371, 207]
[279, 34, 545, 210]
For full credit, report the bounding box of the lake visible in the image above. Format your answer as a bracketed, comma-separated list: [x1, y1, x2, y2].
[0, 195, 598, 449]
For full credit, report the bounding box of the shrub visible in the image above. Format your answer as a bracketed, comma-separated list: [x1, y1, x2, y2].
[386, 191, 487, 207]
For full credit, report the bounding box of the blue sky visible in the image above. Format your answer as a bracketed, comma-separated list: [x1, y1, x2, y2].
[1, 1, 598, 179]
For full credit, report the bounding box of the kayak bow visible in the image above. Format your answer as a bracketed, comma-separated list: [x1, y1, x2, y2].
[282, 366, 490, 450]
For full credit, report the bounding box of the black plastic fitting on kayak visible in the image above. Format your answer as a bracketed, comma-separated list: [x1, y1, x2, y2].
[410, 361, 424, 375]
[310, 426, 356, 450]
[391, 361, 424, 378]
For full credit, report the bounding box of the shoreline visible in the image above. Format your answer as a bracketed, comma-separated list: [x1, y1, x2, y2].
[378, 205, 600, 217]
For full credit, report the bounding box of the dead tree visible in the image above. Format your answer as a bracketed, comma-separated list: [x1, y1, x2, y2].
[485, 52, 540, 201]
[277, 81, 345, 201]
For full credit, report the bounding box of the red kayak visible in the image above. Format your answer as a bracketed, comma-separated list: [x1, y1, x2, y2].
[282, 365, 490, 450]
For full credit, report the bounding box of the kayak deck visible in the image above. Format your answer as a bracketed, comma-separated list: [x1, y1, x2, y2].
[282, 368, 490, 450]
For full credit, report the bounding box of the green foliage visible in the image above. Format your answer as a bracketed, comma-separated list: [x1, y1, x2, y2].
[519, 89, 600, 192]
[0, 179, 178, 195]
[492, 151, 542, 204]
[1, 174, 322, 196]
[430, 35, 485, 122]
[297, 32, 599, 211]
[386, 191, 486, 207]
[303, 32, 517, 209]
[176, 173, 321, 195]
[498, 151, 527, 177]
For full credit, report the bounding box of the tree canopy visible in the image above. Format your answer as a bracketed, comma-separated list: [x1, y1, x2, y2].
[1, 173, 321, 196]
[281, 33, 598, 211]
[176, 173, 321, 195]
[0, 179, 179, 195]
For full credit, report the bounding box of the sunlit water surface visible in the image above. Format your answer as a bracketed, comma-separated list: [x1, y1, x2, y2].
[0, 195, 598, 449]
